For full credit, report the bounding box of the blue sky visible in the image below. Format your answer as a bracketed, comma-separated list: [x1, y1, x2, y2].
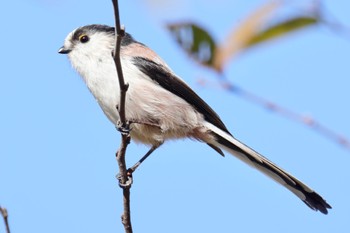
[1, 0, 349, 232]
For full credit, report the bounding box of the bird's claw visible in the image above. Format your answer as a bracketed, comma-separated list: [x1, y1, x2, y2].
[116, 121, 131, 135]
[116, 171, 133, 189]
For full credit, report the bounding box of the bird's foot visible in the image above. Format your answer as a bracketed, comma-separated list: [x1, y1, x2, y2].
[116, 121, 131, 135]
[116, 169, 133, 189]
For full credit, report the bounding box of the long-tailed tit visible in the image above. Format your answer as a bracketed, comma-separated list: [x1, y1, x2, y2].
[58, 24, 331, 214]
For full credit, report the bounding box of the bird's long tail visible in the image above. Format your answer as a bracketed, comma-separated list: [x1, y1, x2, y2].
[204, 122, 331, 214]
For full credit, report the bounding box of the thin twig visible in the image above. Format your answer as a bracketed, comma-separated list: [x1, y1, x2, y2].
[314, 0, 350, 40]
[0, 206, 10, 233]
[112, 1, 127, 125]
[198, 78, 350, 151]
[111, 0, 133, 233]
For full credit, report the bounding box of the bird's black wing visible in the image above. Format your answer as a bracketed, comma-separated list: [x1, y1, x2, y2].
[133, 57, 231, 135]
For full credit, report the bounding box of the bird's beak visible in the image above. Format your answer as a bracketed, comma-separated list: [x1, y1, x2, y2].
[58, 46, 72, 54]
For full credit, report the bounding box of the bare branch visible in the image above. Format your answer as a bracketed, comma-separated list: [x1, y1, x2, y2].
[307, 0, 350, 40]
[112, 1, 127, 125]
[198, 78, 350, 151]
[111, 0, 133, 233]
[0, 206, 10, 233]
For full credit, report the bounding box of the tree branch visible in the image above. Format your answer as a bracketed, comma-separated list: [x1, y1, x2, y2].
[0, 206, 10, 233]
[111, 1, 133, 233]
[198, 78, 350, 151]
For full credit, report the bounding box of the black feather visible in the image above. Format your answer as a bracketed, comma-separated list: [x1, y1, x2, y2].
[133, 57, 231, 135]
[72, 24, 135, 46]
[215, 133, 332, 214]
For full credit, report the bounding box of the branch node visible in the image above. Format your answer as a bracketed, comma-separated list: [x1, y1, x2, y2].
[123, 83, 129, 92]
[120, 25, 126, 35]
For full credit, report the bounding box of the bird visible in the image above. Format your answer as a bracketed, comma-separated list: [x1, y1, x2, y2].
[58, 24, 331, 214]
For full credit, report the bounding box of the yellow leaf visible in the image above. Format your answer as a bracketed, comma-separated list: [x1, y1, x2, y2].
[213, 0, 280, 72]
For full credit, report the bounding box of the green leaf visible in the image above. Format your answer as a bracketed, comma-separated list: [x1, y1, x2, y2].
[246, 16, 319, 48]
[167, 23, 217, 67]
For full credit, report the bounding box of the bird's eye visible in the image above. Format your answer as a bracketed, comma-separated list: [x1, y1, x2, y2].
[79, 34, 89, 43]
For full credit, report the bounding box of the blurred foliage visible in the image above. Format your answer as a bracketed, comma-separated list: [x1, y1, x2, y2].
[167, 23, 216, 68]
[167, 0, 320, 72]
[166, 0, 350, 150]
[246, 16, 319, 48]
